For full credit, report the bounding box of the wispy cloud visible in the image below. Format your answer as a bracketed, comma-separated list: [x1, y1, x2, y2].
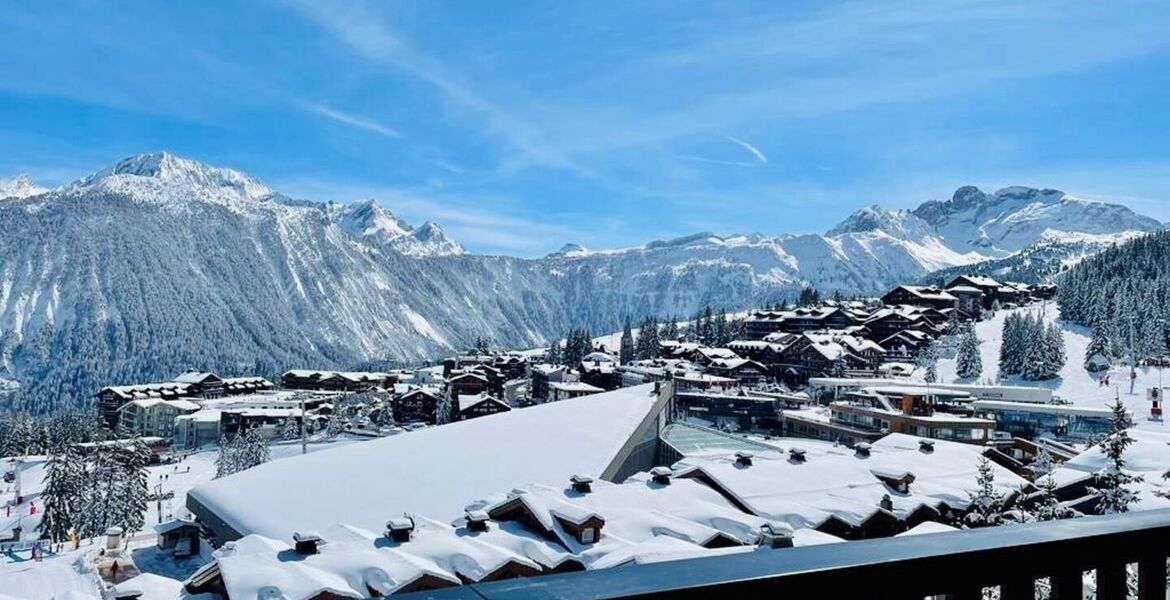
[283, 0, 592, 177]
[297, 102, 403, 139]
[724, 135, 767, 164]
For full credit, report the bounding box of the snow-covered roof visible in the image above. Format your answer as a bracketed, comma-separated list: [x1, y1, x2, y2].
[457, 393, 509, 412]
[972, 400, 1113, 418]
[673, 433, 1024, 530]
[188, 385, 663, 541]
[173, 371, 219, 384]
[548, 381, 604, 394]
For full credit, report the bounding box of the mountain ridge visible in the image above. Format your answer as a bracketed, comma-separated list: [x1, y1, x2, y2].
[0, 152, 1160, 412]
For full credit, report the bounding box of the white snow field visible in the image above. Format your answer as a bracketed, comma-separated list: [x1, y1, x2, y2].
[0, 438, 359, 542]
[932, 301, 1170, 433]
[188, 384, 664, 542]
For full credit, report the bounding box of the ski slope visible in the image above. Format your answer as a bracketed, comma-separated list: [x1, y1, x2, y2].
[933, 302, 1170, 432]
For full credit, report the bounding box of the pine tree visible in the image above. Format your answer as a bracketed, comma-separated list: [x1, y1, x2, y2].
[38, 445, 87, 542]
[280, 417, 300, 441]
[435, 394, 454, 424]
[619, 318, 635, 365]
[215, 435, 238, 479]
[965, 457, 1005, 527]
[1026, 449, 1077, 522]
[955, 326, 983, 380]
[546, 340, 563, 365]
[1090, 398, 1143, 514]
[238, 428, 271, 471]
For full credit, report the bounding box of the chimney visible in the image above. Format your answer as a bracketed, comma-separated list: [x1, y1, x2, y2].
[788, 447, 807, 463]
[466, 509, 490, 532]
[854, 442, 871, 458]
[570, 474, 594, 494]
[387, 516, 415, 542]
[759, 522, 794, 549]
[650, 466, 673, 485]
[880, 494, 894, 512]
[734, 451, 754, 467]
[293, 531, 322, 555]
[919, 440, 935, 453]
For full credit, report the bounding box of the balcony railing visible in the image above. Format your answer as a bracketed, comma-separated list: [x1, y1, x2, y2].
[401, 509, 1170, 599]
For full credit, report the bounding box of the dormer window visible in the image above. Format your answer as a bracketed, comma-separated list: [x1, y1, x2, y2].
[580, 527, 597, 543]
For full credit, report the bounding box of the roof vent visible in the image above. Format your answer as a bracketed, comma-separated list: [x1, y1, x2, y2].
[788, 448, 807, 463]
[854, 443, 871, 458]
[919, 440, 935, 453]
[292, 531, 322, 555]
[734, 451, 754, 467]
[466, 509, 490, 533]
[113, 590, 144, 600]
[650, 466, 673, 485]
[570, 474, 594, 494]
[759, 521, 794, 549]
[387, 516, 415, 542]
[880, 494, 894, 512]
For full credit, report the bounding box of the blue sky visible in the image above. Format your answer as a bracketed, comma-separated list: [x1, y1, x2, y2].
[2, 1, 1169, 256]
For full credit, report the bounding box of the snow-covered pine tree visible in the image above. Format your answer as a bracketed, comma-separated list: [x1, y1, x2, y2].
[965, 457, 1006, 527]
[1045, 322, 1066, 376]
[280, 417, 300, 441]
[38, 445, 87, 542]
[918, 343, 939, 383]
[1089, 397, 1143, 514]
[113, 438, 149, 534]
[660, 317, 679, 342]
[214, 435, 238, 479]
[955, 326, 983, 380]
[998, 313, 1023, 376]
[546, 340, 563, 365]
[1085, 320, 1113, 373]
[619, 318, 635, 365]
[238, 427, 271, 471]
[435, 394, 454, 425]
[325, 412, 344, 438]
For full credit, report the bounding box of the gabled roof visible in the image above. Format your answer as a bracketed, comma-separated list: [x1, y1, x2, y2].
[457, 393, 510, 413]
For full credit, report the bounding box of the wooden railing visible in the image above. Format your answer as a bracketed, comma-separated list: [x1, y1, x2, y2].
[401, 509, 1170, 599]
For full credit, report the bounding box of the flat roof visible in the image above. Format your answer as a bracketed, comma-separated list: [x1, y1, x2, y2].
[188, 385, 662, 541]
[972, 400, 1113, 418]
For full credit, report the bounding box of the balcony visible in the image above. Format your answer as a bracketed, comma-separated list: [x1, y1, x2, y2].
[402, 509, 1170, 599]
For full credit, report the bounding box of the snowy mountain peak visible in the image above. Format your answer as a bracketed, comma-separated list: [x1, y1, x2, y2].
[399, 221, 465, 257]
[551, 243, 591, 257]
[78, 152, 273, 201]
[910, 185, 1162, 257]
[827, 205, 933, 239]
[338, 198, 413, 238]
[0, 173, 48, 199]
[336, 200, 464, 257]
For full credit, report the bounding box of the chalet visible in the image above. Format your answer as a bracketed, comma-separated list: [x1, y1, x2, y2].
[548, 381, 604, 402]
[95, 382, 195, 429]
[880, 286, 957, 311]
[221, 377, 274, 395]
[705, 358, 769, 386]
[742, 307, 861, 339]
[442, 354, 495, 378]
[446, 371, 491, 398]
[689, 347, 741, 367]
[117, 398, 200, 439]
[173, 371, 226, 399]
[997, 282, 1030, 306]
[491, 354, 530, 380]
[863, 307, 937, 343]
[457, 393, 512, 421]
[671, 372, 738, 393]
[393, 387, 445, 424]
[281, 370, 395, 392]
[726, 338, 797, 370]
[804, 331, 884, 370]
[945, 285, 984, 317]
[578, 360, 621, 391]
[946, 275, 1001, 303]
[530, 364, 570, 402]
[880, 330, 933, 359]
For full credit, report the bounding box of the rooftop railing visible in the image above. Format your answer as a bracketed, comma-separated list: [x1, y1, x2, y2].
[402, 509, 1170, 599]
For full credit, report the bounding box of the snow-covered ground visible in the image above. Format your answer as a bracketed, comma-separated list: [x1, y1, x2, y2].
[932, 301, 1170, 432]
[1, 437, 362, 542]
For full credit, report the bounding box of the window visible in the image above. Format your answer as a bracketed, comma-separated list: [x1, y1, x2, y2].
[580, 527, 596, 544]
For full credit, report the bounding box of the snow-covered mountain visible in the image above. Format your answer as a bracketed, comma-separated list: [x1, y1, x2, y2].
[911, 185, 1161, 257]
[334, 199, 465, 257]
[0, 153, 1160, 411]
[0, 174, 48, 199]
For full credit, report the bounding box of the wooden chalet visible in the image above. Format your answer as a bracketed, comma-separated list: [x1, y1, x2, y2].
[880, 286, 958, 311]
[393, 387, 445, 424]
[456, 393, 512, 421]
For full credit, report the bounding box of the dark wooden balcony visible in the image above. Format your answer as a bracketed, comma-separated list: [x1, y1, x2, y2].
[401, 509, 1170, 599]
